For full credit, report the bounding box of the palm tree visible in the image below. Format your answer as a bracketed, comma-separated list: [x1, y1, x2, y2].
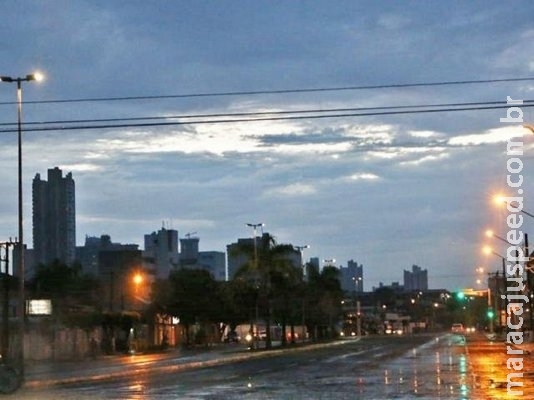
[232, 233, 297, 349]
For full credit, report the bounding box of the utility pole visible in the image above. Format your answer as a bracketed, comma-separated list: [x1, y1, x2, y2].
[0, 240, 16, 359]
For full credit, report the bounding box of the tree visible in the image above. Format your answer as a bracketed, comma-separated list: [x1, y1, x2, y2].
[152, 268, 222, 346]
[306, 265, 343, 340]
[232, 233, 297, 349]
[30, 259, 101, 325]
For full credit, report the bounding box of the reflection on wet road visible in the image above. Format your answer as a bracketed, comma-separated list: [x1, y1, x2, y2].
[10, 333, 531, 399]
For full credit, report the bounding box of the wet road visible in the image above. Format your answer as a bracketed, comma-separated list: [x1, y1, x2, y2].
[467, 334, 534, 399]
[5, 333, 507, 399]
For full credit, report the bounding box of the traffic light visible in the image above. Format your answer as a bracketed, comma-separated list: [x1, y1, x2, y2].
[487, 308, 495, 319]
[455, 291, 466, 301]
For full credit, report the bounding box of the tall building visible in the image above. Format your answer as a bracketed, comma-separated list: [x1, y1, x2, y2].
[179, 236, 200, 266]
[403, 265, 428, 292]
[76, 234, 134, 276]
[180, 236, 226, 281]
[339, 260, 364, 293]
[98, 244, 143, 312]
[144, 227, 179, 279]
[32, 167, 76, 266]
[198, 251, 226, 281]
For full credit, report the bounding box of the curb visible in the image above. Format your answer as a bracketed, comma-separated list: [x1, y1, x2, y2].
[24, 339, 355, 389]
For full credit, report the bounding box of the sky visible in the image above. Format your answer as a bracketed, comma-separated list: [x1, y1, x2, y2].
[1, 0, 534, 291]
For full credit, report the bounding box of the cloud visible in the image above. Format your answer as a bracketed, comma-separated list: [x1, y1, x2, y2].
[448, 126, 526, 146]
[263, 183, 317, 197]
[346, 173, 381, 181]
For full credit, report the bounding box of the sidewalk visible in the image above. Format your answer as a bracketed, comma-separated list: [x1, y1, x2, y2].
[23, 340, 345, 389]
[23, 344, 249, 388]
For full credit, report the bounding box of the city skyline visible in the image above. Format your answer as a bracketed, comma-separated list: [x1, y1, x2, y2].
[1, 2, 534, 291]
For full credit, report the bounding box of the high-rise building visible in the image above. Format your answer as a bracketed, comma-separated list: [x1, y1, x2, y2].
[32, 167, 76, 266]
[340, 260, 364, 293]
[144, 227, 179, 279]
[179, 236, 226, 281]
[179, 236, 200, 266]
[403, 265, 428, 292]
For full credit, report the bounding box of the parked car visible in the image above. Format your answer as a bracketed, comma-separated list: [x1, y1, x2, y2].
[224, 331, 240, 343]
[451, 323, 464, 333]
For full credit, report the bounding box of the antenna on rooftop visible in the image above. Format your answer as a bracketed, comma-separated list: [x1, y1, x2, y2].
[185, 232, 198, 239]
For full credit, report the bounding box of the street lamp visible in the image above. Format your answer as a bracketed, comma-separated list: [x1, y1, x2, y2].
[483, 245, 506, 331]
[493, 195, 534, 220]
[294, 245, 310, 343]
[1, 72, 44, 374]
[295, 245, 310, 276]
[485, 229, 512, 246]
[323, 259, 336, 267]
[245, 222, 264, 349]
[133, 272, 143, 289]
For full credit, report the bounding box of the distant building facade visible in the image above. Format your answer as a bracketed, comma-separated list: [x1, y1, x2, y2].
[226, 237, 257, 280]
[76, 234, 135, 276]
[403, 265, 428, 292]
[339, 259, 364, 293]
[180, 236, 226, 281]
[98, 244, 143, 312]
[144, 228, 179, 279]
[32, 167, 76, 266]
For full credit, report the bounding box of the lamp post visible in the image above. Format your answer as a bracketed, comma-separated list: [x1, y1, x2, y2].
[245, 222, 264, 349]
[486, 226, 533, 331]
[294, 245, 309, 343]
[483, 246, 506, 331]
[1, 72, 43, 374]
[295, 245, 309, 277]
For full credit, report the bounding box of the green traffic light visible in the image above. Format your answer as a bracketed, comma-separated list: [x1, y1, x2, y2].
[456, 292, 465, 300]
[487, 309, 495, 319]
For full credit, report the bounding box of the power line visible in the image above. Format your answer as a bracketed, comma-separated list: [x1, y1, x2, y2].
[1, 101, 533, 134]
[2, 99, 532, 128]
[0, 76, 533, 106]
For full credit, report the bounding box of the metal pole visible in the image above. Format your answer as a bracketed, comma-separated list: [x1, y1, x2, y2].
[502, 256, 506, 333]
[487, 287, 493, 334]
[16, 79, 25, 376]
[356, 300, 361, 337]
[1, 243, 10, 358]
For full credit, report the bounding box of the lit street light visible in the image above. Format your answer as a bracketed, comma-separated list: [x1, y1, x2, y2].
[485, 229, 513, 246]
[323, 259, 336, 267]
[133, 272, 143, 289]
[523, 124, 534, 134]
[1, 72, 44, 376]
[493, 194, 534, 220]
[245, 222, 264, 349]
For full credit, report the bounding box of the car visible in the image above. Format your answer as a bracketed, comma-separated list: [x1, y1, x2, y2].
[224, 331, 240, 343]
[451, 323, 464, 333]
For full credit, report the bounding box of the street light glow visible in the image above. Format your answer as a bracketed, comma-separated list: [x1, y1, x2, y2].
[493, 194, 506, 207]
[32, 71, 44, 82]
[133, 273, 143, 285]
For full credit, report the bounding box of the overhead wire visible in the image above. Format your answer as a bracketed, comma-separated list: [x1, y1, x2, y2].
[0, 76, 533, 106]
[1, 99, 533, 128]
[0, 100, 533, 133]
